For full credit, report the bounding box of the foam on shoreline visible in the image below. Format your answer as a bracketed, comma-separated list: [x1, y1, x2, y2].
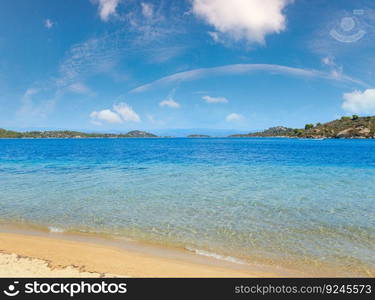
[0, 226, 284, 278]
[48, 226, 65, 233]
[185, 247, 247, 265]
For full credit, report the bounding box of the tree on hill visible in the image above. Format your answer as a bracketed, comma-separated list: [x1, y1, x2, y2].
[232, 115, 375, 139]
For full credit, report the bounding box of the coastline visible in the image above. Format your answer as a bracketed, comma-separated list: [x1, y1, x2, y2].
[0, 227, 287, 278]
[1, 136, 375, 140]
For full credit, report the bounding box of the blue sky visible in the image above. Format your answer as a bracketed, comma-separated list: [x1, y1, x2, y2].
[1, 0, 375, 133]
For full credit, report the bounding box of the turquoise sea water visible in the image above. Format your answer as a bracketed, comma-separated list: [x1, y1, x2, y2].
[0, 138, 374, 275]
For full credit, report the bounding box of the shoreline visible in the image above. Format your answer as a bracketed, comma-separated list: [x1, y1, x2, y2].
[1, 136, 375, 139]
[0, 226, 293, 278]
[1, 224, 373, 278]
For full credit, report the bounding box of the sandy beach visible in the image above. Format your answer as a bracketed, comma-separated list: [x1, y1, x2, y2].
[0, 231, 279, 278]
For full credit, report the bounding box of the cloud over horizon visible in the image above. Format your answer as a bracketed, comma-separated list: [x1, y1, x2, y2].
[202, 95, 228, 103]
[3, 1, 374, 131]
[93, 0, 121, 21]
[44, 19, 54, 29]
[130, 64, 367, 93]
[159, 98, 180, 108]
[90, 102, 140, 125]
[226, 113, 244, 122]
[16, 88, 56, 122]
[192, 0, 292, 44]
[141, 2, 154, 18]
[342, 89, 375, 114]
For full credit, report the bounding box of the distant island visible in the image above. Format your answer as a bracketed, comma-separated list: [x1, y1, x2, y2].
[187, 134, 211, 138]
[230, 115, 375, 139]
[0, 129, 157, 139]
[2, 116, 375, 139]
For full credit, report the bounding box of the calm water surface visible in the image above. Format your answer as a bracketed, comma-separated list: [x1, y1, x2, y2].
[0, 138, 374, 276]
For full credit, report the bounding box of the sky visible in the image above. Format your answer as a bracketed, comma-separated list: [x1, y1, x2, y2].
[1, 0, 375, 134]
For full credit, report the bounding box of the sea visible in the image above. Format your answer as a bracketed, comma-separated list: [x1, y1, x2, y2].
[0, 137, 374, 276]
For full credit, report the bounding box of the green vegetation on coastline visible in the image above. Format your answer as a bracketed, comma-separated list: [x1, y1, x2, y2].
[0, 129, 157, 138]
[230, 115, 375, 139]
[2, 116, 375, 139]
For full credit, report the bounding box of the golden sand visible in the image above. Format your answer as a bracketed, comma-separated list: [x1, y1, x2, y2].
[0, 232, 277, 277]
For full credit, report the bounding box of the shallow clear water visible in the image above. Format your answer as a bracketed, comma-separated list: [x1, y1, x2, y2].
[0, 138, 374, 275]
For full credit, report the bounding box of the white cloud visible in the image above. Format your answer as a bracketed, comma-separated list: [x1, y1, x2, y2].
[44, 19, 54, 29]
[24, 88, 39, 98]
[342, 89, 375, 114]
[141, 2, 153, 18]
[130, 64, 367, 93]
[208, 31, 220, 42]
[90, 109, 122, 124]
[202, 95, 228, 103]
[67, 83, 93, 95]
[192, 0, 291, 44]
[90, 102, 140, 125]
[17, 88, 56, 120]
[56, 13, 183, 88]
[321, 56, 345, 81]
[94, 0, 120, 21]
[226, 113, 244, 122]
[322, 56, 335, 66]
[159, 99, 180, 108]
[113, 102, 141, 122]
[57, 32, 123, 88]
[330, 69, 344, 80]
[56, 2, 185, 89]
[146, 46, 187, 64]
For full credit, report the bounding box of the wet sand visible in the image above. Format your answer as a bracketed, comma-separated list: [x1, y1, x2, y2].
[0, 231, 280, 277]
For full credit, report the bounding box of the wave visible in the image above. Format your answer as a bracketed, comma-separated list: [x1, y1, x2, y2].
[48, 226, 65, 233]
[185, 247, 246, 265]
